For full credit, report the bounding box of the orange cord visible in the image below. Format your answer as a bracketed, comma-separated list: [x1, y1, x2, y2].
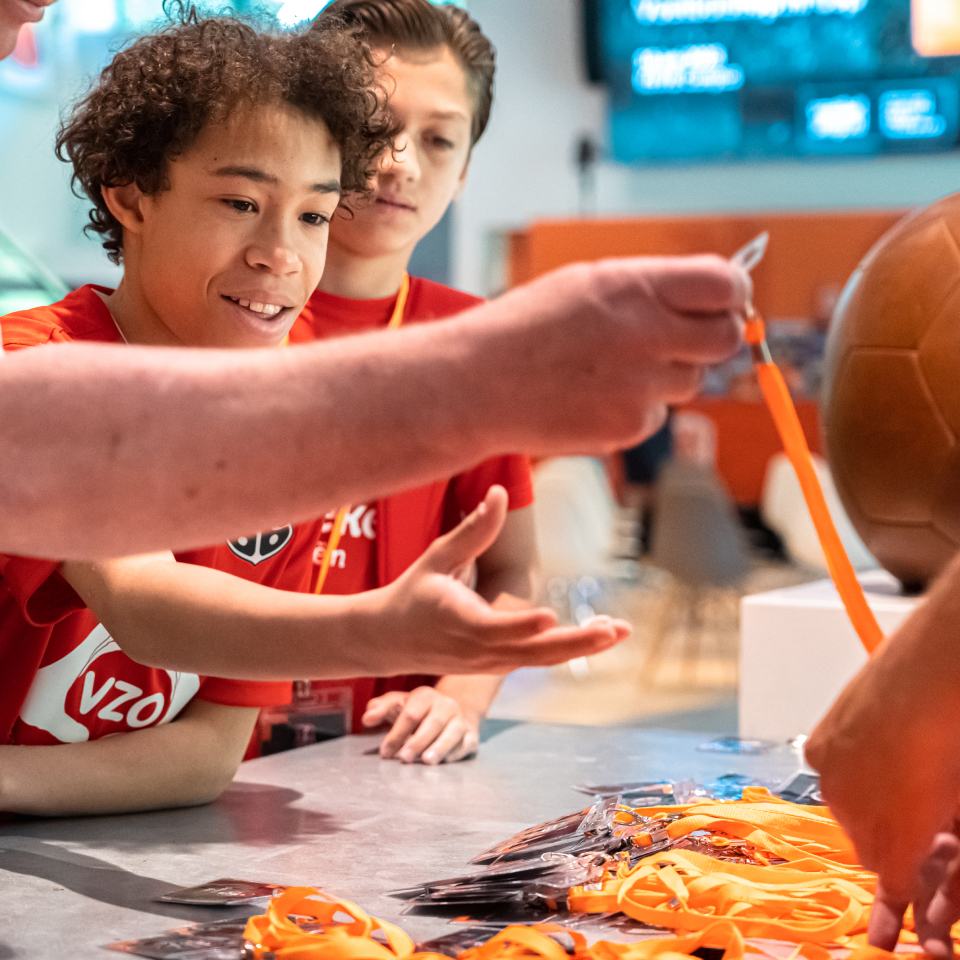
[745, 310, 884, 654]
[312, 273, 411, 596]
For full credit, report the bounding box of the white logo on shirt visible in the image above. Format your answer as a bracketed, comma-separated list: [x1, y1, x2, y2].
[18, 623, 200, 742]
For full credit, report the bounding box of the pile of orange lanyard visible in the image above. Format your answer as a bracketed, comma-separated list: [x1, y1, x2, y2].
[241, 787, 948, 958]
[242, 884, 898, 960]
[567, 788, 886, 946]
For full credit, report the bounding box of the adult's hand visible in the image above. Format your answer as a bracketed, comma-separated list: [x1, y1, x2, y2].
[455, 255, 749, 457]
[806, 554, 960, 956]
[0, 254, 744, 560]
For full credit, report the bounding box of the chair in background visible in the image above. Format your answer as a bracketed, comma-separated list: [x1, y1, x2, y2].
[642, 459, 751, 680]
[532, 457, 620, 677]
[672, 409, 718, 468]
[533, 457, 617, 580]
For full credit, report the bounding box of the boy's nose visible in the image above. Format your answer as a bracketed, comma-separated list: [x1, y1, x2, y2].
[245, 215, 303, 274]
[380, 132, 420, 181]
[247, 241, 300, 275]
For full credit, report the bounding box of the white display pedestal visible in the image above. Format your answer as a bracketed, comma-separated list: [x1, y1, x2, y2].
[738, 571, 922, 741]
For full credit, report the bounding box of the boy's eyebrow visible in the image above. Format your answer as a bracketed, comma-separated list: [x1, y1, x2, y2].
[427, 110, 470, 122]
[211, 165, 342, 194]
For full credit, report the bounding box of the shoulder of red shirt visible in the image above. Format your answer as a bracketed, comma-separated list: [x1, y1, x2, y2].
[405, 276, 484, 320]
[294, 275, 484, 340]
[2, 285, 118, 350]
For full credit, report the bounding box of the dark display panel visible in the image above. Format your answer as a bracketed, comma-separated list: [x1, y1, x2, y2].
[585, 0, 960, 161]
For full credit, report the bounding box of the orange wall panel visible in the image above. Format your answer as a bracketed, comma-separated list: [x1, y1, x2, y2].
[507, 210, 904, 320]
[681, 398, 822, 505]
[507, 211, 878, 505]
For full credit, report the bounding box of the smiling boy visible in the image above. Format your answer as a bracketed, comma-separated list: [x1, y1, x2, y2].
[288, 0, 532, 766]
[0, 12, 628, 817]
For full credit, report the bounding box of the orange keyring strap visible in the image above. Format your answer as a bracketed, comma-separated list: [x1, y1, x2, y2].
[747, 315, 883, 655]
[568, 792, 881, 946]
[313, 273, 411, 596]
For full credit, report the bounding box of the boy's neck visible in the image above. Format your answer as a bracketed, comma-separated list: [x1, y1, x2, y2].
[318, 242, 413, 300]
[98, 280, 180, 347]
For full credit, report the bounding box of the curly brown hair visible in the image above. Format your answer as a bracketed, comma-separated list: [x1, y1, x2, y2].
[57, 5, 397, 264]
[317, 0, 496, 148]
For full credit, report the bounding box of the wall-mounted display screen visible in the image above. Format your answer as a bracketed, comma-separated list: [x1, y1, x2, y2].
[584, 0, 960, 161]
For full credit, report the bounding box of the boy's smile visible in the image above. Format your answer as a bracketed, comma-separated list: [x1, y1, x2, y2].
[104, 102, 342, 349]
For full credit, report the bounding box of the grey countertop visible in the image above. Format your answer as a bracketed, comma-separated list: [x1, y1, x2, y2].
[0, 721, 805, 958]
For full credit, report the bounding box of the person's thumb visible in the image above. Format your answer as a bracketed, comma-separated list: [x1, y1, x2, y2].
[421, 486, 508, 576]
[648, 255, 750, 315]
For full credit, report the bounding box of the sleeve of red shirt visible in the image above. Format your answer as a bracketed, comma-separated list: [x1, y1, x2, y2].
[191, 524, 320, 710]
[1, 551, 290, 706]
[451, 454, 535, 516]
[197, 675, 292, 708]
[0, 308, 102, 625]
[0, 555, 85, 626]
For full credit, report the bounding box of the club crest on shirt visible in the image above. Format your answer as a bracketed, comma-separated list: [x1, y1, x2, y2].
[227, 525, 294, 566]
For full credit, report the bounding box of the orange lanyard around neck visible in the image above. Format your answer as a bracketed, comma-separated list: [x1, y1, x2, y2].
[733, 237, 883, 655]
[313, 273, 411, 596]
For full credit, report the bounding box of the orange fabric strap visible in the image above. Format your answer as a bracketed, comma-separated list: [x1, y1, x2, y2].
[567, 790, 914, 946]
[313, 273, 411, 596]
[243, 887, 904, 960]
[745, 310, 884, 654]
[243, 887, 423, 960]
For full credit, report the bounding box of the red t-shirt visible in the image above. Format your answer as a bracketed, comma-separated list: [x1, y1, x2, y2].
[289, 277, 534, 732]
[0, 286, 309, 746]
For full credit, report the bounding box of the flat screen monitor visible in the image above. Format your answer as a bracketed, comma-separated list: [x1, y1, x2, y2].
[584, 0, 960, 161]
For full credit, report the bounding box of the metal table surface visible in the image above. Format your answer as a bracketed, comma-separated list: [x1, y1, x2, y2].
[0, 721, 805, 958]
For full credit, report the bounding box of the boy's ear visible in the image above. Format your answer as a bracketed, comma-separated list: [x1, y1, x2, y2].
[101, 182, 148, 237]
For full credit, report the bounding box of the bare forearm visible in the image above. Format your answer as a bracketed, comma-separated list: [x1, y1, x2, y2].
[863, 554, 960, 703]
[0, 329, 504, 560]
[477, 567, 538, 607]
[455, 516, 539, 719]
[0, 706, 256, 816]
[435, 673, 504, 722]
[70, 559, 385, 680]
[0, 256, 749, 560]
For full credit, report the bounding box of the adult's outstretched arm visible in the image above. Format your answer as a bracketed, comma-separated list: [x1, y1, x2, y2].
[806, 552, 960, 958]
[0, 254, 747, 558]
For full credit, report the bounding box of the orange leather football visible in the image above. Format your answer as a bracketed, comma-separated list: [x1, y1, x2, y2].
[823, 193, 960, 592]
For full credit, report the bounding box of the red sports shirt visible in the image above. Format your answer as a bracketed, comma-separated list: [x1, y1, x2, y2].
[0, 286, 312, 745]
[289, 278, 534, 732]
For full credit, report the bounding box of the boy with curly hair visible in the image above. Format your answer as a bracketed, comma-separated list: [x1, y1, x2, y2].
[0, 10, 626, 816]
[289, 0, 534, 766]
